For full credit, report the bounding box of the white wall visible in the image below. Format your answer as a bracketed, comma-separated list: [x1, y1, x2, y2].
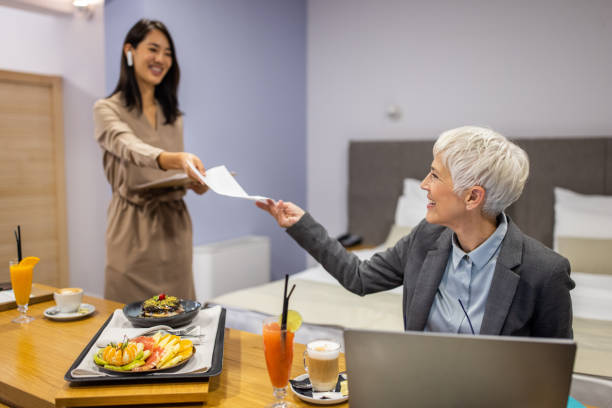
[3, 0, 612, 293]
[307, 0, 612, 237]
[104, 0, 307, 280]
[0, 4, 108, 296]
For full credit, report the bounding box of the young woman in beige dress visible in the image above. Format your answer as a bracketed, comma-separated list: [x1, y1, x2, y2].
[94, 19, 207, 303]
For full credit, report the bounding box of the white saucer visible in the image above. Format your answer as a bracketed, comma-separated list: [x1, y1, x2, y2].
[44, 303, 96, 321]
[290, 373, 348, 405]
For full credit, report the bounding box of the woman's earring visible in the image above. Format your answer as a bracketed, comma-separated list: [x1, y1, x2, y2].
[126, 50, 133, 67]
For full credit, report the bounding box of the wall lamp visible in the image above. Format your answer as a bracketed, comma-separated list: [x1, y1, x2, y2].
[72, 0, 93, 18]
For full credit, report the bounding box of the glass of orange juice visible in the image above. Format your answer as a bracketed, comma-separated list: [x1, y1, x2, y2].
[10, 260, 35, 323]
[262, 316, 295, 408]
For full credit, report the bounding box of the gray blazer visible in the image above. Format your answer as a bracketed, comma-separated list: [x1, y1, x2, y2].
[287, 213, 575, 338]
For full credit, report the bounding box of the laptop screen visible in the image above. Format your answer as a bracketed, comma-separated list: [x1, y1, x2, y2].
[344, 329, 576, 408]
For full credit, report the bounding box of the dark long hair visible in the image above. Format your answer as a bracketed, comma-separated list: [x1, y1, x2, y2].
[110, 19, 181, 125]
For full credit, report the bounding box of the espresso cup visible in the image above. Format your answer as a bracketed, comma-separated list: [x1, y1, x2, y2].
[53, 287, 83, 313]
[303, 339, 341, 392]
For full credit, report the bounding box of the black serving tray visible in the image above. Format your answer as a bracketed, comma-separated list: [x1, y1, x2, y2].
[64, 307, 226, 385]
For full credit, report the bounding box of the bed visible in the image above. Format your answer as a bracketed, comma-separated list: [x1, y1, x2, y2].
[207, 137, 612, 404]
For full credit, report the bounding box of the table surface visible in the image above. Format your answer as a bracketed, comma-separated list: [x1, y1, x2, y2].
[0, 285, 347, 408]
[0, 285, 598, 408]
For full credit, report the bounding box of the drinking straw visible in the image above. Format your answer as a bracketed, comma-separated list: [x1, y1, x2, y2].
[287, 284, 296, 301]
[281, 275, 297, 347]
[14, 231, 19, 256]
[281, 275, 289, 331]
[14, 225, 22, 262]
[281, 278, 297, 332]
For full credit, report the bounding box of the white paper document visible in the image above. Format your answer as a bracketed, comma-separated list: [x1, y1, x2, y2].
[188, 162, 270, 202]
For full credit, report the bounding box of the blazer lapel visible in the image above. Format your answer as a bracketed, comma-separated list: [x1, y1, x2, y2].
[480, 220, 523, 335]
[405, 229, 452, 330]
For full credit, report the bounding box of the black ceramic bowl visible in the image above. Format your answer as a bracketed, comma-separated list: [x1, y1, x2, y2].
[123, 299, 202, 328]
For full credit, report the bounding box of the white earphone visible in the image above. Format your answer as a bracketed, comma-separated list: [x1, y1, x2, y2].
[126, 50, 133, 67]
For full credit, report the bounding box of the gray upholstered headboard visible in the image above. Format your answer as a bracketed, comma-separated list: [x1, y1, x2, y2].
[348, 137, 612, 247]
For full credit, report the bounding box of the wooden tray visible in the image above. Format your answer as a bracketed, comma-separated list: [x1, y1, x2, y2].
[0, 283, 54, 311]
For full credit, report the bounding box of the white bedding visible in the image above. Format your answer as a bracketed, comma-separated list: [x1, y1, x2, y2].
[211, 245, 612, 354]
[295, 248, 612, 321]
[293, 245, 402, 295]
[210, 247, 403, 348]
[210, 245, 612, 384]
[571, 272, 612, 321]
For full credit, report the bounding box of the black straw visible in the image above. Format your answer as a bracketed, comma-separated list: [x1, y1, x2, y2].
[15, 225, 22, 262]
[281, 275, 289, 331]
[287, 284, 296, 301]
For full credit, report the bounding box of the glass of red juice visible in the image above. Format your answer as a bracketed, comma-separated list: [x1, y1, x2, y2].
[262, 316, 295, 408]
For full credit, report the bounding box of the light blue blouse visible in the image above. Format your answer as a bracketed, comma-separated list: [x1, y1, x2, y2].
[425, 214, 508, 334]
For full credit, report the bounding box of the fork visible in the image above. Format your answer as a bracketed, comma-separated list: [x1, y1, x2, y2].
[138, 324, 198, 337]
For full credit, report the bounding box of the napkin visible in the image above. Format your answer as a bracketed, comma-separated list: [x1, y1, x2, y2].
[70, 305, 221, 378]
[290, 372, 348, 401]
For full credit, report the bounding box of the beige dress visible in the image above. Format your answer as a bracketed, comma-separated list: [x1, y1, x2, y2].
[93, 92, 195, 303]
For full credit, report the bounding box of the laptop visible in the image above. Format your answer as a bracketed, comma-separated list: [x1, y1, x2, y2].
[344, 329, 576, 408]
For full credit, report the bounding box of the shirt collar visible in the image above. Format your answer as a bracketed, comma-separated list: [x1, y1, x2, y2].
[451, 213, 508, 270]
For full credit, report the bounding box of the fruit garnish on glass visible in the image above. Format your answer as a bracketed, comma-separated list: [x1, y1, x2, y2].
[278, 310, 302, 333]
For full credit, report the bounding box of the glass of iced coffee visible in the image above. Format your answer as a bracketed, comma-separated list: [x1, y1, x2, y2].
[303, 339, 341, 392]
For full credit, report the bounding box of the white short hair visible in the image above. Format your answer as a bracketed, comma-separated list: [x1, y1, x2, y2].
[433, 126, 529, 216]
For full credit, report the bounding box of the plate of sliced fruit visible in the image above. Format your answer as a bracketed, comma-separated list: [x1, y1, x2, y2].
[93, 331, 195, 375]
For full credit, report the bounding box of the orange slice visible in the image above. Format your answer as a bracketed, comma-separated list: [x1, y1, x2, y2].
[19, 256, 40, 267]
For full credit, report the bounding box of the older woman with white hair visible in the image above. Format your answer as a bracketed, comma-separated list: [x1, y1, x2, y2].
[257, 126, 574, 338]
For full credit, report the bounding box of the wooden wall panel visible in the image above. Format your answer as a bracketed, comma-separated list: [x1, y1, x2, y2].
[0, 70, 67, 287]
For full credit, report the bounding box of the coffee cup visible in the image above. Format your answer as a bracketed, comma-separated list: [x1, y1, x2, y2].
[303, 339, 341, 392]
[53, 287, 83, 313]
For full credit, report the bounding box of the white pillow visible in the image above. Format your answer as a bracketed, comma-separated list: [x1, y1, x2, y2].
[394, 178, 427, 227]
[403, 177, 424, 195]
[554, 187, 612, 250]
[555, 187, 612, 216]
[571, 272, 612, 321]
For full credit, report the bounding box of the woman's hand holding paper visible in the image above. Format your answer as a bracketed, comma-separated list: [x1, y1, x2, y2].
[188, 182, 209, 195]
[158, 152, 207, 185]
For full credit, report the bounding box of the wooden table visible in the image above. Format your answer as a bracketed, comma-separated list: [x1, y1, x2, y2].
[0, 286, 347, 407]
